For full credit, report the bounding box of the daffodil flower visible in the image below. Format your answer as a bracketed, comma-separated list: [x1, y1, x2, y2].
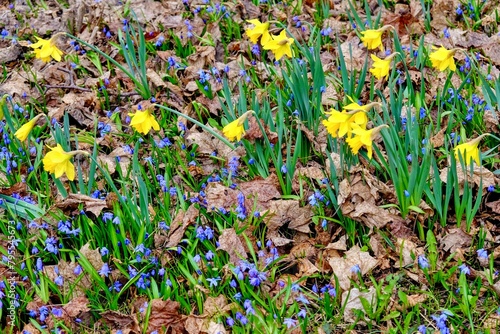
[322, 109, 368, 138]
[42, 144, 88, 181]
[359, 25, 393, 50]
[245, 19, 271, 45]
[129, 108, 160, 135]
[262, 30, 294, 61]
[369, 53, 399, 80]
[14, 114, 45, 141]
[346, 124, 389, 159]
[454, 134, 489, 165]
[222, 111, 253, 141]
[30, 33, 64, 62]
[429, 46, 458, 72]
[343, 97, 381, 113]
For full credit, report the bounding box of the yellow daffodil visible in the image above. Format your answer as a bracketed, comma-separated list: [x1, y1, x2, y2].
[30, 33, 64, 62]
[42, 144, 88, 181]
[454, 134, 489, 165]
[360, 25, 393, 50]
[129, 108, 160, 135]
[346, 124, 388, 159]
[322, 109, 368, 138]
[429, 46, 457, 72]
[245, 19, 271, 45]
[14, 114, 45, 141]
[222, 110, 253, 141]
[369, 53, 399, 80]
[343, 97, 381, 113]
[262, 30, 294, 61]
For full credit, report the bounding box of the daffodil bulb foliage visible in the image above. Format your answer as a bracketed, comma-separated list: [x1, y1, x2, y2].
[454, 134, 489, 166]
[42, 144, 89, 181]
[30, 32, 65, 62]
[14, 114, 47, 141]
[222, 111, 254, 142]
[359, 25, 394, 50]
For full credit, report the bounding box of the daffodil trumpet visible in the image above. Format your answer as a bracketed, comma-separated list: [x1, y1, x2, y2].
[429, 46, 461, 72]
[42, 144, 90, 181]
[346, 124, 389, 159]
[14, 113, 49, 141]
[222, 110, 254, 142]
[453, 133, 490, 165]
[360, 25, 394, 50]
[30, 32, 66, 62]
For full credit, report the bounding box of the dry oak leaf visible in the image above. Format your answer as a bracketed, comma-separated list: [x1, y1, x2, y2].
[100, 310, 139, 332]
[395, 238, 418, 267]
[80, 243, 105, 272]
[184, 46, 215, 80]
[340, 36, 367, 70]
[97, 146, 132, 175]
[486, 199, 500, 214]
[244, 116, 278, 144]
[382, 3, 423, 37]
[429, 0, 460, 30]
[440, 228, 472, 253]
[238, 174, 281, 211]
[328, 245, 378, 291]
[42, 260, 91, 297]
[482, 35, 500, 66]
[205, 183, 239, 213]
[406, 294, 428, 308]
[298, 258, 320, 276]
[166, 205, 199, 248]
[146, 299, 185, 334]
[186, 130, 245, 160]
[55, 193, 107, 217]
[341, 286, 377, 324]
[0, 182, 27, 196]
[301, 124, 328, 155]
[338, 173, 404, 229]
[439, 162, 498, 194]
[430, 127, 447, 148]
[63, 296, 90, 318]
[325, 235, 347, 251]
[264, 200, 313, 236]
[217, 228, 248, 265]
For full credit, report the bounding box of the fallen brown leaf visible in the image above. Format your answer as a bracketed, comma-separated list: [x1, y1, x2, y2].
[341, 287, 376, 324]
[55, 193, 107, 217]
[440, 228, 472, 253]
[265, 200, 313, 236]
[166, 205, 199, 247]
[146, 299, 185, 333]
[217, 228, 248, 265]
[328, 245, 379, 291]
[100, 310, 139, 331]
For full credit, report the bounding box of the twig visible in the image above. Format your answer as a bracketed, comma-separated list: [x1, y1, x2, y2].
[44, 85, 92, 92]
